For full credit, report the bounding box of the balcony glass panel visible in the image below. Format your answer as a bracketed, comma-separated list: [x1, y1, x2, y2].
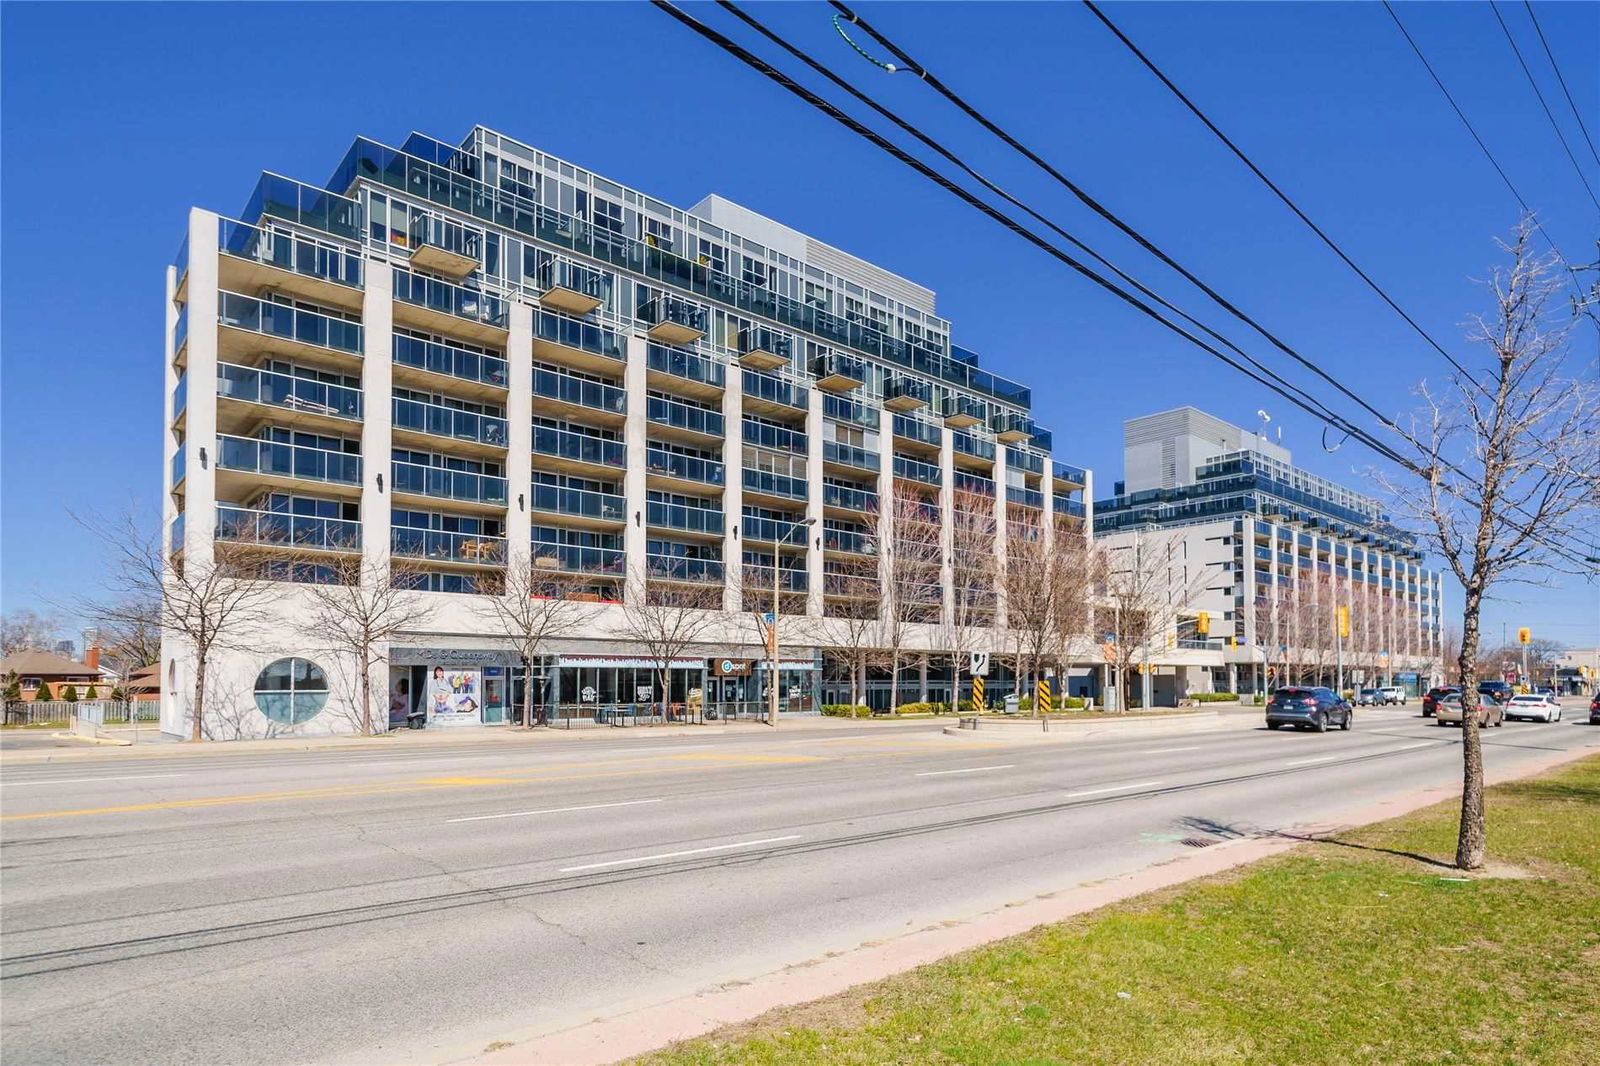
[218, 292, 363, 354]
[218, 364, 362, 421]
[746, 564, 808, 592]
[1010, 487, 1045, 510]
[532, 542, 625, 576]
[647, 500, 725, 535]
[1006, 447, 1045, 475]
[391, 527, 506, 566]
[649, 395, 724, 437]
[893, 456, 941, 485]
[531, 424, 625, 469]
[170, 444, 187, 487]
[742, 467, 808, 500]
[392, 397, 506, 447]
[742, 372, 808, 410]
[743, 419, 806, 453]
[892, 414, 941, 448]
[645, 447, 725, 485]
[535, 309, 625, 360]
[813, 351, 865, 383]
[538, 257, 611, 303]
[952, 431, 996, 462]
[219, 218, 363, 288]
[1053, 495, 1086, 518]
[534, 366, 625, 414]
[645, 554, 723, 582]
[391, 460, 506, 505]
[823, 482, 877, 512]
[955, 473, 995, 496]
[821, 526, 876, 554]
[742, 514, 811, 544]
[822, 441, 880, 472]
[393, 334, 508, 389]
[216, 505, 359, 551]
[407, 214, 482, 266]
[392, 268, 506, 328]
[885, 376, 931, 407]
[1052, 461, 1087, 486]
[172, 372, 188, 418]
[173, 304, 189, 354]
[218, 435, 362, 485]
[170, 511, 186, 549]
[646, 343, 724, 388]
[643, 294, 709, 335]
[740, 324, 793, 360]
[823, 394, 879, 428]
[245, 172, 364, 242]
[530, 483, 626, 522]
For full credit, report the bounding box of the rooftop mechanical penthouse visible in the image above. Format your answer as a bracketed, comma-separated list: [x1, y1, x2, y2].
[162, 125, 1091, 736]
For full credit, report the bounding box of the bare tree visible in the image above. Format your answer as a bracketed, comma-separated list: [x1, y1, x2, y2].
[618, 572, 726, 720]
[301, 554, 434, 736]
[1, 609, 66, 655]
[1097, 531, 1211, 711]
[1005, 518, 1093, 713]
[881, 484, 943, 708]
[818, 552, 883, 709]
[1046, 527, 1100, 703]
[943, 488, 999, 707]
[1376, 217, 1599, 870]
[83, 599, 163, 686]
[480, 560, 587, 727]
[79, 508, 286, 742]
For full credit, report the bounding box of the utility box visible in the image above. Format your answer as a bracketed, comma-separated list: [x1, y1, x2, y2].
[1003, 694, 1020, 715]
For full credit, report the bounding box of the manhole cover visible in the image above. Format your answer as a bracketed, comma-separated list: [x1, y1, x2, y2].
[1179, 837, 1219, 848]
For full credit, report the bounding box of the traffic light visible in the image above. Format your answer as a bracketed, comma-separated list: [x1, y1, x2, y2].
[1196, 611, 1210, 636]
[1336, 604, 1350, 639]
[1518, 627, 1531, 645]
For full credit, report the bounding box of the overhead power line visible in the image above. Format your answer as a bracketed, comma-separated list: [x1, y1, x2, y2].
[1522, 0, 1600, 170]
[1488, 1, 1600, 213]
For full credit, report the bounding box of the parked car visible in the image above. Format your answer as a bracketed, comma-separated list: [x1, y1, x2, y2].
[1535, 686, 1556, 697]
[1357, 688, 1386, 706]
[1591, 692, 1600, 725]
[1435, 693, 1505, 728]
[1478, 681, 1514, 705]
[1504, 694, 1561, 723]
[1378, 686, 1409, 705]
[1266, 686, 1353, 732]
[1422, 686, 1460, 718]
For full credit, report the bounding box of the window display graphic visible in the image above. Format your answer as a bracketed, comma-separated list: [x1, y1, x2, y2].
[427, 665, 482, 724]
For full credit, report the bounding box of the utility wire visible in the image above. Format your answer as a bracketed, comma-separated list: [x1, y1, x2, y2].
[1523, 0, 1600, 170]
[829, 0, 1403, 435]
[717, 2, 1352, 438]
[1489, 1, 1600, 213]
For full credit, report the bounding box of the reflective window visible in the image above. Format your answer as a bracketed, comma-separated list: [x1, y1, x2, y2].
[254, 657, 329, 725]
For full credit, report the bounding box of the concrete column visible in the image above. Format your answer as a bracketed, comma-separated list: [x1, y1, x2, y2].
[804, 387, 825, 617]
[992, 445, 1010, 629]
[504, 304, 534, 570]
[622, 335, 650, 604]
[360, 260, 394, 575]
[937, 425, 955, 629]
[180, 208, 220, 570]
[1228, 662, 1238, 695]
[918, 656, 929, 702]
[721, 363, 745, 612]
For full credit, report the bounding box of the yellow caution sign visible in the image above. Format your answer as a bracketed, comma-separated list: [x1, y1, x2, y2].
[971, 676, 985, 708]
[1036, 677, 1053, 713]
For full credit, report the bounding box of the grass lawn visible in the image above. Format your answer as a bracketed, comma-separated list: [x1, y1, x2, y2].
[632, 754, 1600, 1066]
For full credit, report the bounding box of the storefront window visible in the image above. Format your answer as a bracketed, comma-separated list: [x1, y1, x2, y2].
[254, 657, 329, 725]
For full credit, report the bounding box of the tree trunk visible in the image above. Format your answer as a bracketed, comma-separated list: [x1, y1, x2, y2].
[1456, 583, 1487, 870]
[523, 654, 536, 728]
[191, 651, 207, 742]
[360, 655, 372, 736]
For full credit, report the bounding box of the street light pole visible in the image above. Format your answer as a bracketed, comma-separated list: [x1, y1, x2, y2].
[769, 516, 815, 727]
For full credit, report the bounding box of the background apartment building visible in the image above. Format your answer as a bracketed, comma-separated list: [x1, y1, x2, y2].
[1094, 408, 1442, 703]
[161, 126, 1090, 736]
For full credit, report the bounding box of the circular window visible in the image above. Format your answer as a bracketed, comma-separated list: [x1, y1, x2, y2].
[254, 658, 329, 725]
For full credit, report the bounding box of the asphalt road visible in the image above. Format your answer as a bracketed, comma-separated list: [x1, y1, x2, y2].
[3, 705, 1595, 1066]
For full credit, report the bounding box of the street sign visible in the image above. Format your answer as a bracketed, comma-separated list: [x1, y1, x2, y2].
[1036, 677, 1053, 713]
[969, 651, 990, 677]
[971, 676, 986, 706]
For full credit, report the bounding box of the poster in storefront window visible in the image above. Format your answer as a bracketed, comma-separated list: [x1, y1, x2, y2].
[426, 665, 482, 726]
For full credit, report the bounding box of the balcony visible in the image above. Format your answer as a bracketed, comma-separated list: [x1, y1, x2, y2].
[952, 430, 996, 466]
[738, 325, 793, 371]
[893, 455, 941, 485]
[822, 394, 878, 429]
[812, 352, 865, 392]
[742, 371, 808, 418]
[393, 335, 508, 396]
[648, 395, 724, 441]
[743, 419, 807, 454]
[642, 295, 707, 345]
[745, 563, 808, 593]
[529, 483, 626, 526]
[743, 514, 814, 547]
[1006, 447, 1045, 476]
[822, 526, 877, 556]
[1053, 495, 1086, 518]
[647, 500, 725, 538]
[884, 376, 931, 412]
[217, 435, 362, 493]
[217, 363, 362, 433]
[407, 214, 482, 279]
[215, 505, 360, 553]
[822, 481, 877, 515]
[645, 447, 726, 489]
[532, 365, 626, 425]
[991, 410, 1034, 443]
[217, 218, 363, 312]
[822, 441, 881, 475]
[531, 423, 626, 475]
[1010, 487, 1045, 511]
[391, 460, 507, 509]
[892, 414, 941, 454]
[532, 542, 625, 578]
[942, 394, 985, 429]
[392, 527, 507, 567]
[645, 343, 725, 399]
[392, 268, 507, 342]
[645, 554, 724, 584]
[742, 467, 808, 503]
[955, 472, 995, 497]
[537, 258, 609, 316]
[1052, 461, 1087, 487]
[533, 309, 627, 372]
[218, 292, 363, 368]
[392, 397, 508, 452]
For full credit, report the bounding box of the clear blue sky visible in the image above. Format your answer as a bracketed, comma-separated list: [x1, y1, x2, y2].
[3, 1, 1596, 651]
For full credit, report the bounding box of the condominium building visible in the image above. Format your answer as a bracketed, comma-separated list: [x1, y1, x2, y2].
[1093, 408, 1442, 702]
[161, 126, 1090, 736]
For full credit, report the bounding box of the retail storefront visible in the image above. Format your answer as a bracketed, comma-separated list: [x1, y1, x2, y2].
[388, 647, 520, 729]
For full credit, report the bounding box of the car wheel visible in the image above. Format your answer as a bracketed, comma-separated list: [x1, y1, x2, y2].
[1313, 712, 1328, 733]
[1267, 722, 1281, 730]
[1438, 718, 1450, 727]
[1341, 711, 1352, 731]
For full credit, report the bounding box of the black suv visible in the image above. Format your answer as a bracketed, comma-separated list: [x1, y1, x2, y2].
[1423, 686, 1460, 718]
[1266, 687, 1353, 733]
[1478, 681, 1514, 706]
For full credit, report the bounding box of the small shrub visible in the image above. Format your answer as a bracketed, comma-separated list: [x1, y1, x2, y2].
[893, 701, 950, 715]
[32, 682, 53, 701]
[821, 703, 869, 717]
[1061, 697, 1086, 709]
[1016, 696, 1033, 711]
[60, 684, 79, 703]
[109, 686, 127, 702]
[84, 685, 99, 701]
[1192, 692, 1238, 703]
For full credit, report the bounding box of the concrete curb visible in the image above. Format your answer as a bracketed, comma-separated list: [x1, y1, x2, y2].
[463, 739, 1600, 1066]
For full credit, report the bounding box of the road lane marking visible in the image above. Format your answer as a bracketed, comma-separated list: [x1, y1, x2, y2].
[1140, 746, 1201, 754]
[559, 834, 803, 873]
[1065, 780, 1163, 798]
[1284, 755, 1339, 766]
[914, 764, 1016, 777]
[448, 798, 664, 823]
[0, 773, 189, 787]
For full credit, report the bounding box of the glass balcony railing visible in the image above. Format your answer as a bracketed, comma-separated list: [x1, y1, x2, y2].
[991, 410, 1035, 441]
[393, 334, 508, 389]
[647, 500, 725, 536]
[1053, 495, 1086, 518]
[641, 294, 708, 339]
[173, 304, 189, 354]
[823, 482, 877, 513]
[822, 441, 880, 472]
[531, 424, 626, 469]
[743, 372, 808, 410]
[218, 217, 363, 289]
[537, 257, 611, 309]
[942, 395, 986, 426]
[407, 214, 482, 267]
[745, 564, 808, 593]
[392, 268, 507, 328]
[645, 554, 723, 583]
[743, 467, 808, 500]
[813, 351, 866, 389]
[170, 511, 186, 550]
[170, 444, 187, 487]
[392, 527, 506, 566]
[646, 342, 725, 388]
[172, 372, 188, 419]
[645, 447, 725, 486]
[218, 435, 362, 486]
[533, 365, 626, 414]
[219, 292, 363, 354]
[1052, 461, 1088, 486]
[1007, 447, 1045, 475]
[742, 514, 812, 545]
[530, 483, 626, 523]
[892, 414, 941, 448]
[648, 395, 724, 437]
[535, 309, 626, 361]
[884, 376, 931, 411]
[952, 431, 996, 462]
[1030, 428, 1054, 451]
[1010, 487, 1045, 510]
[391, 460, 507, 505]
[218, 363, 363, 421]
[739, 325, 793, 364]
[893, 455, 941, 485]
[821, 527, 876, 555]
[743, 419, 807, 453]
[215, 505, 360, 551]
[392, 397, 507, 447]
[955, 472, 995, 497]
[823, 394, 879, 428]
[246, 172, 363, 242]
[532, 541, 625, 576]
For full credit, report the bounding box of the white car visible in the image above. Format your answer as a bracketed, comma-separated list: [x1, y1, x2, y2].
[1378, 686, 1409, 706]
[1504, 693, 1562, 722]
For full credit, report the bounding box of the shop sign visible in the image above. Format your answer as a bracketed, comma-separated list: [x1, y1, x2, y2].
[392, 646, 518, 668]
[712, 658, 753, 676]
[635, 685, 654, 702]
[559, 655, 702, 670]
